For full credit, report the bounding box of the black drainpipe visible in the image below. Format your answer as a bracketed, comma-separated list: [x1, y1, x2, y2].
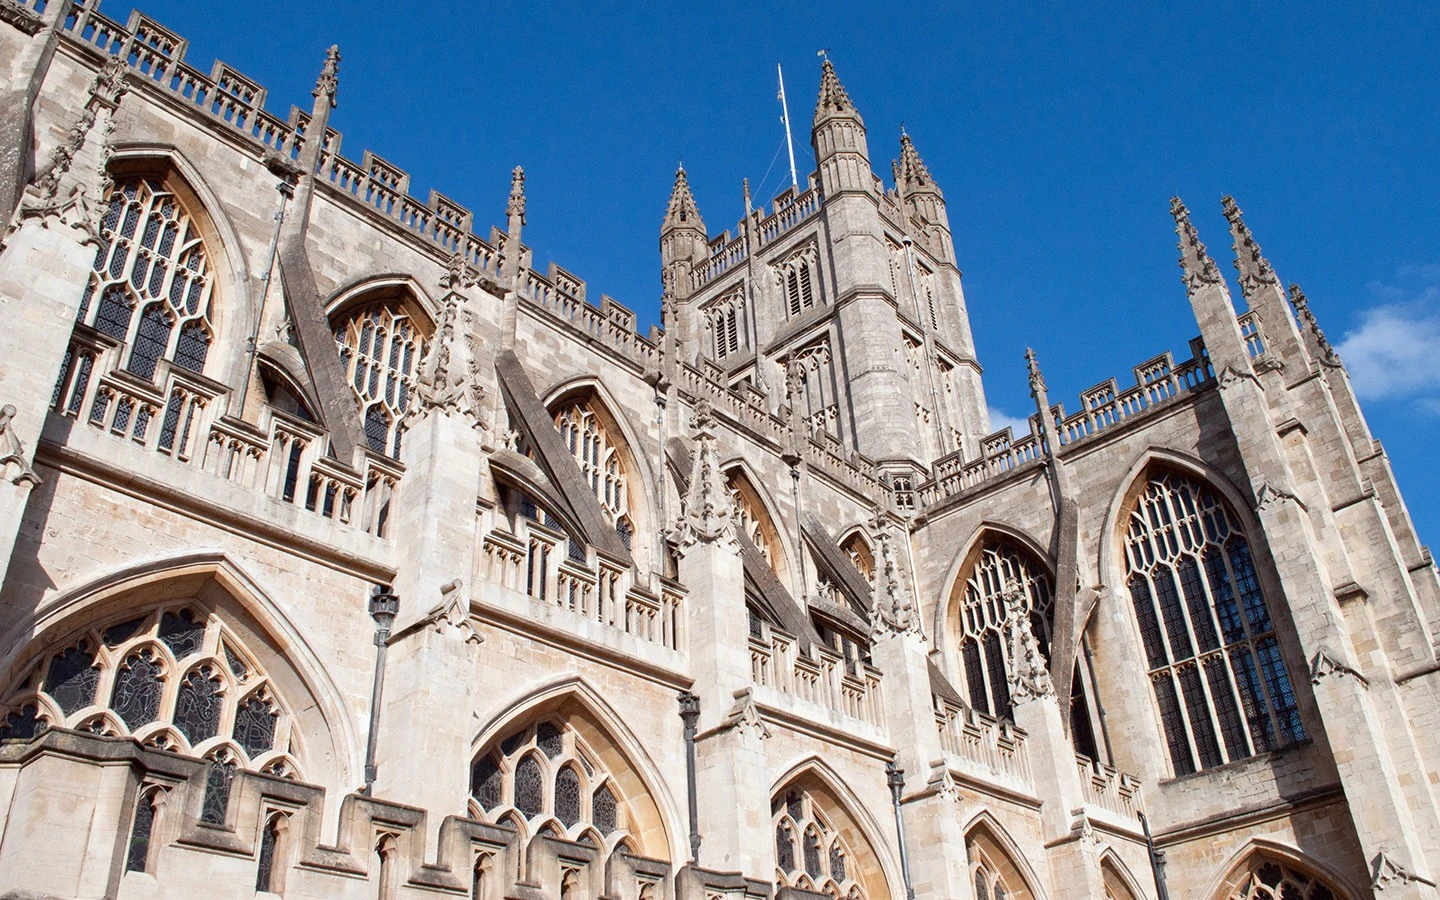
[885, 761, 916, 900]
[678, 691, 701, 863]
[361, 585, 399, 794]
[1138, 811, 1172, 900]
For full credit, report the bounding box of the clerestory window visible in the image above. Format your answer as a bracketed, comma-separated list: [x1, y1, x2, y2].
[334, 305, 424, 459]
[1124, 470, 1306, 776]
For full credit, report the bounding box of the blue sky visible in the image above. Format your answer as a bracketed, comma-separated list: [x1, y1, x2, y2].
[112, 1, 1437, 545]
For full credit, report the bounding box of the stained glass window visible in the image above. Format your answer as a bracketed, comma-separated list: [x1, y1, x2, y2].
[233, 694, 277, 757]
[554, 400, 630, 528]
[1124, 470, 1306, 775]
[201, 756, 236, 825]
[334, 306, 424, 459]
[514, 755, 543, 816]
[1227, 857, 1341, 900]
[45, 642, 99, 715]
[555, 766, 581, 827]
[471, 756, 502, 810]
[955, 539, 1053, 720]
[111, 650, 163, 730]
[592, 785, 617, 834]
[0, 701, 46, 741]
[537, 722, 564, 758]
[78, 178, 215, 378]
[256, 816, 282, 892]
[776, 824, 795, 872]
[173, 668, 222, 744]
[159, 609, 205, 660]
[125, 792, 156, 872]
[803, 828, 823, 878]
[771, 787, 863, 896]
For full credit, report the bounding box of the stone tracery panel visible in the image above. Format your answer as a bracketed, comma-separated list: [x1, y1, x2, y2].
[553, 396, 634, 547]
[771, 784, 879, 899]
[0, 603, 300, 779]
[950, 539, 1054, 721]
[1122, 469, 1306, 776]
[334, 302, 426, 458]
[1221, 855, 1345, 900]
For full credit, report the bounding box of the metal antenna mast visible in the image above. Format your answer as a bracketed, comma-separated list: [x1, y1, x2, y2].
[777, 63, 798, 190]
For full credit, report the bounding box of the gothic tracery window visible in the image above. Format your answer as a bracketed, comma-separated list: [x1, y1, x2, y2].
[0, 605, 300, 780]
[953, 540, 1053, 721]
[775, 247, 820, 319]
[1224, 857, 1342, 900]
[789, 339, 840, 439]
[771, 789, 865, 899]
[334, 304, 425, 458]
[469, 719, 633, 847]
[554, 399, 630, 532]
[706, 289, 747, 360]
[727, 470, 784, 577]
[1124, 470, 1306, 776]
[78, 177, 215, 379]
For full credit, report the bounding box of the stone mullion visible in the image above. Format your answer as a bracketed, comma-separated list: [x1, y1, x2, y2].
[1140, 563, 1203, 773]
[1217, 544, 1289, 748]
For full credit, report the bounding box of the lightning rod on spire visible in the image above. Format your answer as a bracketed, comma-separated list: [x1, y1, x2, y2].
[777, 63, 799, 190]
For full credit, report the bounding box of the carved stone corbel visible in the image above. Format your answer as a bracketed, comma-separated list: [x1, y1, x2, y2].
[423, 579, 483, 649]
[1308, 647, 1366, 687]
[722, 689, 771, 741]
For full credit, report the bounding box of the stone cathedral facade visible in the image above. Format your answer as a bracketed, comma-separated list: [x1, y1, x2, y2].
[0, 3, 1437, 899]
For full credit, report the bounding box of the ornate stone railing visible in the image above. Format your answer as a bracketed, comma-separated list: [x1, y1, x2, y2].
[748, 622, 883, 726]
[1076, 754, 1143, 820]
[934, 695, 1033, 794]
[51, 337, 399, 537]
[480, 526, 682, 652]
[920, 338, 1217, 507]
[758, 185, 822, 247]
[695, 234, 748, 289]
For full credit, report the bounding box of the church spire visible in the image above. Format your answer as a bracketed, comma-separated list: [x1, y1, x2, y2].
[1170, 197, 1223, 291]
[663, 165, 704, 232]
[1222, 195, 1279, 296]
[896, 129, 937, 194]
[814, 56, 862, 127]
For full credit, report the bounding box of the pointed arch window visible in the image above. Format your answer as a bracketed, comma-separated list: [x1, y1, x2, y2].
[770, 789, 867, 898]
[0, 605, 301, 779]
[706, 288, 748, 360]
[727, 470, 784, 577]
[1224, 856, 1343, 900]
[553, 399, 630, 526]
[78, 178, 215, 378]
[335, 304, 425, 458]
[469, 719, 635, 847]
[1124, 470, 1305, 775]
[775, 248, 820, 319]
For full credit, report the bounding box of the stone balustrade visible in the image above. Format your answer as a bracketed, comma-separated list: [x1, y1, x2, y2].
[748, 621, 884, 727]
[934, 694, 1034, 795]
[1075, 753, 1144, 822]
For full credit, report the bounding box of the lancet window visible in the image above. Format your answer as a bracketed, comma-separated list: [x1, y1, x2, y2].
[727, 470, 784, 575]
[74, 177, 215, 379]
[0, 604, 300, 781]
[553, 399, 632, 541]
[771, 790, 864, 899]
[706, 289, 747, 360]
[334, 304, 425, 458]
[1223, 857, 1341, 900]
[1123, 470, 1306, 775]
[788, 338, 840, 439]
[775, 246, 820, 319]
[469, 719, 632, 848]
[966, 829, 1030, 900]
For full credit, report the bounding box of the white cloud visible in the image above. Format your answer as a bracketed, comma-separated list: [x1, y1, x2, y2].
[1336, 289, 1440, 407]
[986, 405, 1033, 436]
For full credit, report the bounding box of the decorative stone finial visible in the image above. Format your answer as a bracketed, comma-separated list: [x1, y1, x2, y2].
[1025, 347, 1047, 398]
[1222, 195, 1279, 295]
[506, 165, 526, 225]
[1288, 283, 1343, 368]
[413, 289, 486, 431]
[1003, 588, 1054, 702]
[0, 404, 40, 487]
[313, 45, 340, 106]
[870, 523, 920, 638]
[815, 56, 861, 125]
[672, 400, 738, 554]
[1170, 196, 1223, 291]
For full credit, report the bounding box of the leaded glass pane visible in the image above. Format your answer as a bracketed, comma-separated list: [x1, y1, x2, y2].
[94, 286, 134, 341]
[256, 817, 282, 891]
[173, 669, 222, 744]
[537, 722, 564, 758]
[829, 843, 846, 882]
[975, 871, 990, 900]
[776, 825, 795, 873]
[45, 642, 99, 715]
[593, 785, 617, 834]
[127, 304, 171, 380]
[803, 829, 822, 878]
[159, 609, 204, 660]
[499, 729, 526, 757]
[555, 766, 581, 827]
[201, 758, 236, 824]
[0, 702, 46, 741]
[125, 794, 155, 872]
[173, 321, 210, 373]
[111, 651, 163, 729]
[231, 693, 276, 756]
[471, 755, 502, 809]
[514, 755, 543, 816]
[335, 305, 423, 461]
